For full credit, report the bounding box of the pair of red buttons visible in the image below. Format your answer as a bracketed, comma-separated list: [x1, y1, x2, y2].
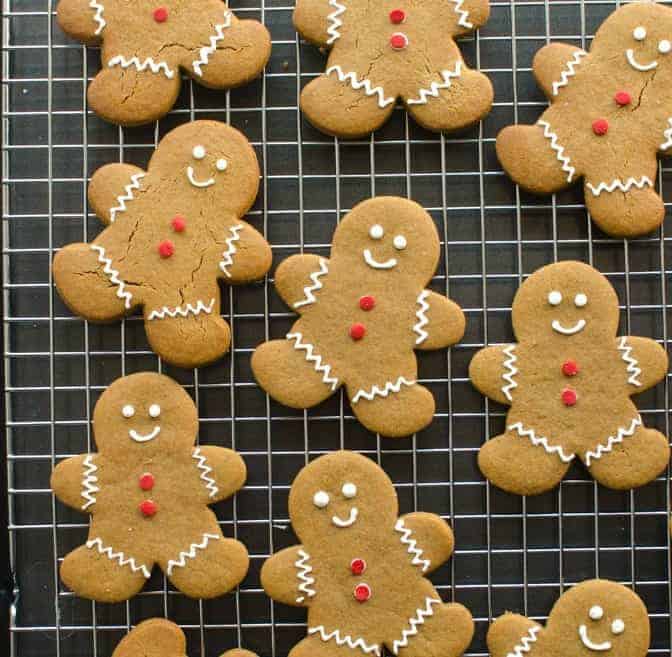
[561, 360, 579, 406]
[158, 216, 187, 258]
[139, 473, 157, 517]
[350, 558, 371, 602]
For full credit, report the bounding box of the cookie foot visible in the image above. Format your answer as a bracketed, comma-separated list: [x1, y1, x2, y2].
[487, 614, 541, 657]
[112, 619, 186, 657]
[288, 635, 361, 657]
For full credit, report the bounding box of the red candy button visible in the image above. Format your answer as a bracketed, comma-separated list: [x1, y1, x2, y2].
[562, 360, 579, 377]
[389, 9, 406, 24]
[390, 33, 408, 50]
[350, 323, 366, 340]
[354, 583, 371, 602]
[592, 118, 609, 136]
[140, 500, 158, 517]
[158, 239, 174, 258]
[359, 295, 375, 311]
[139, 473, 155, 491]
[153, 7, 168, 22]
[561, 388, 578, 406]
[614, 91, 631, 106]
[171, 215, 186, 232]
[350, 558, 367, 576]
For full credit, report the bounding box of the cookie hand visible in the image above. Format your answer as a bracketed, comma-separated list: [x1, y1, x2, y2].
[452, 0, 490, 34]
[617, 336, 669, 393]
[215, 221, 272, 284]
[274, 254, 330, 312]
[469, 344, 518, 406]
[192, 446, 246, 504]
[57, 0, 104, 45]
[261, 545, 315, 607]
[414, 291, 465, 350]
[88, 163, 147, 226]
[397, 512, 454, 573]
[532, 43, 587, 100]
[293, 0, 336, 48]
[487, 613, 543, 657]
[51, 454, 98, 512]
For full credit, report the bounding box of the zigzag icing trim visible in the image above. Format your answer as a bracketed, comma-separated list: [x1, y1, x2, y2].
[413, 290, 430, 345]
[89, 0, 106, 35]
[326, 65, 395, 109]
[506, 625, 541, 657]
[351, 376, 415, 404]
[501, 344, 518, 402]
[448, 0, 473, 29]
[109, 172, 145, 223]
[538, 120, 575, 183]
[192, 447, 219, 499]
[192, 11, 233, 76]
[86, 537, 151, 578]
[391, 597, 442, 655]
[660, 118, 672, 150]
[219, 224, 244, 278]
[147, 298, 215, 321]
[166, 533, 221, 575]
[551, 50, 587, 96]
[308, 626, 380, 656]
[91, 244, 133, 309]
[394, 518, 430, 572]
[326, 0, 346, 45]
[508, 421, 575, 463]
[586, 176, 653, 197]
[107, 55, 175, 79]
[294, 548, 316, 603]
[287, 332, 339, 390]
[80, 454, 99, 511]
[584, 415, 642, 467]
[617, 336, 642, 387]
[294, 258, 328, 309]
[406, 61, 463, 105]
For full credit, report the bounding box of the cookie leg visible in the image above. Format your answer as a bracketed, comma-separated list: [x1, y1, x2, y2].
[478, 430, 572, 495]
[585, 426, 670, 490]
[487, 614, 541, 657]
[288, 635, 362, 657]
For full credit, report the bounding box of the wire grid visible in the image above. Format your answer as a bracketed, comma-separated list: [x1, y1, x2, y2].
[3, 0, 672, 655]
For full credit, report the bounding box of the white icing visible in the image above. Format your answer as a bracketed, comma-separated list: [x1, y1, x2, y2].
[186, 166, 215, 188]
[551, 319, 586, 335]
[91, 244, 133, 309]
[287, 332, 339, 390]
[574, 293, 587, 307]
[579, 625, 611, 651]
[89, 0, 106, 35]
[611, 619, 625, 634]
[633, 26, 647, 41]
[307, 626, 381, 656]
[659, 39, 671, 54]
[583, 415, 642, 466]
[326, 0, 346, 45]
[313, 490, 330, 508]
[618, 336, 642, 387]
[586, 176, 653, 196]
[166, 532, 221, 575]
[107, 55, 175, 79]
[548, 290, 562, 306]
[551, 50, 586, 96]
[406, 61, 462, 105]
[80, 455, 99, 511]
[369, 224, 384, 239]
[660, 118, 672, 150]
[191, 12, 233, 76]
[216, 158, 228, 171]
[294, 258, 329, 309]
[148, 404, 161, 418]
[147, 298, 215, 321]
[122, 404, 135, 418]
[363, 249, 397, 270]
[394, 517, 430, 572]
[342, 482, 357, 498]
[501, 344, 518, 402]
[86, 537, 151, 578]
[508, 422, 575, 463]
[219, 224, 244, 278]
[589, 605, 604, 620]
[294, 548, 316, 603]
[326, 65, 395, 108]
[332, 507, 358, 527]
[129, 426, 161, 443]
[413, 291, 430, 345]
[192, 447, 219, 499]
[448, 0, 473, 29]
[108, 172, 144, 223]
[626, 48, 657, 71]
[538, 120, 575, 183]
[352, 376, 415, 404]
[393, 235, 407, 250]
[391, 597, 441, 655]
[193, 145, 206, 159]
[506, 625, 541, 657]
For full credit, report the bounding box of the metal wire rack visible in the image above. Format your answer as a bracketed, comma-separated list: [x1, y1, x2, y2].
[3, 0, 672, 655]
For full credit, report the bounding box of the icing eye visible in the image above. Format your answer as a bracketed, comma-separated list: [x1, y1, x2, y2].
[216, 158, 228, 172]
[313, 490, 330, 508]
[342, 482, 357, 498]
[393, 235, 407, 250]
[659, 39, 671, 54]
[589, 605, 604, 620]
[611, 619, 625, 635]
[148, 404, 161, 418]
[574, 293, 588, 307]
[192, 145, 206, 160]
[633, 25, 647, 41]
[548, 290, 562, 306]
[369, 224, 384, 240]
[122, 404, 135, 418]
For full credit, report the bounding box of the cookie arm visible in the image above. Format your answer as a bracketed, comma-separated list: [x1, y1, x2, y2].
[192, 446, 247, 504]
[617, 336, 669, 393]
[487, 613, 543, 657]
[88, 163, 147, 226]
[260, 545, 315, 607]
[57, 0, 105, 45]
[532, 43, 588, 100]
[51, 454, 94, 512]
[293, 0, 334, 48]
[469, 344, 517, 406]
[451, 0, 490, 34]
[397, 512, 454, 574]
[414, 290, 466, 351]
[216, 221, 272, 285]
[274, 254, 330, 313]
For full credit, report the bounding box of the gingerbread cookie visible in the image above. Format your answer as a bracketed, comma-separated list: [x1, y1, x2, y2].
[57, 0, 271, 126]
[497, 1, 672, 237]
[252, 197, 465, 438]
[294, 0, 493, 137]
[53, 121, 271, 369]
[488, 580, 649, 657]
[470, 261, 669, 496]
[261, 450, 474, 657]
[51, 372, 249, 602]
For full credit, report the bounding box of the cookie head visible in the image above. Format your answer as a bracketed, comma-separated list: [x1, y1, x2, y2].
[288, 451, 399, 540]
[511, 261, 619, 342]
[92, 372, 197, 453]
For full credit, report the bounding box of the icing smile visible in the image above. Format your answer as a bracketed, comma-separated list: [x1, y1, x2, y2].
[552, 319, 586, 335]
[331, 507, 358, 527]
[129, 426, 161, 443]
[186, 166, 215, 188]
[578, 625, 612, 652]
[363, 249, 397, 270]
[626, 48, 658, 71]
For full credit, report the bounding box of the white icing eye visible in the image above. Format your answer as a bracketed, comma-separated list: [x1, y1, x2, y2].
[342, 482, 357, 498]
[216, 158, 228, 172]
[393, 235, 407, 250]
[611, 619, 625, 635]
[122, 404, 135, 418]
[659, 39, 671, 54]
[192, 145, 206, 160]
[369, 224, 384, 240]
[574, 293, 588, 307]
[633, 25, 647, 41]
[548, 290, 562, 306]
[589, 605, 604, 621]
[313, 490, 330, 508]
[148, 404, 161, 418]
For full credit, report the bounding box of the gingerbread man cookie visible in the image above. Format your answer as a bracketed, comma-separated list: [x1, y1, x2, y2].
[488, 580, 649, 657]
[261, 451, 474, 657]
[51, 372, 249, 602]
[57, 0, 271, 126]
[53, 121, 271, 369]
[497, 1, 672, 237]
[294, 0, 493, 137]
[470, 261, 669, 496]
[252, 197, 465, 438]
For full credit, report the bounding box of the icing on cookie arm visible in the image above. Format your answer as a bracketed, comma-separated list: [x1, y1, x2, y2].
[261, 545, 315, 607]
[57, 0, 106, 45]
[532, 43, 587, 100]
[414, 291, 466, 350]
[191, 446, 246, 504]
[87, 163, 146, 226]
[293, 0, 336, 48]
[51, 454, 98, 511]
[469, 344, 517, 405]
[274, 254, 330, 311]
[617, 336, 669, 392]
[396, 512, 454, 573]
[450, 0, 490, 33]
[216, 221, 272, 284]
